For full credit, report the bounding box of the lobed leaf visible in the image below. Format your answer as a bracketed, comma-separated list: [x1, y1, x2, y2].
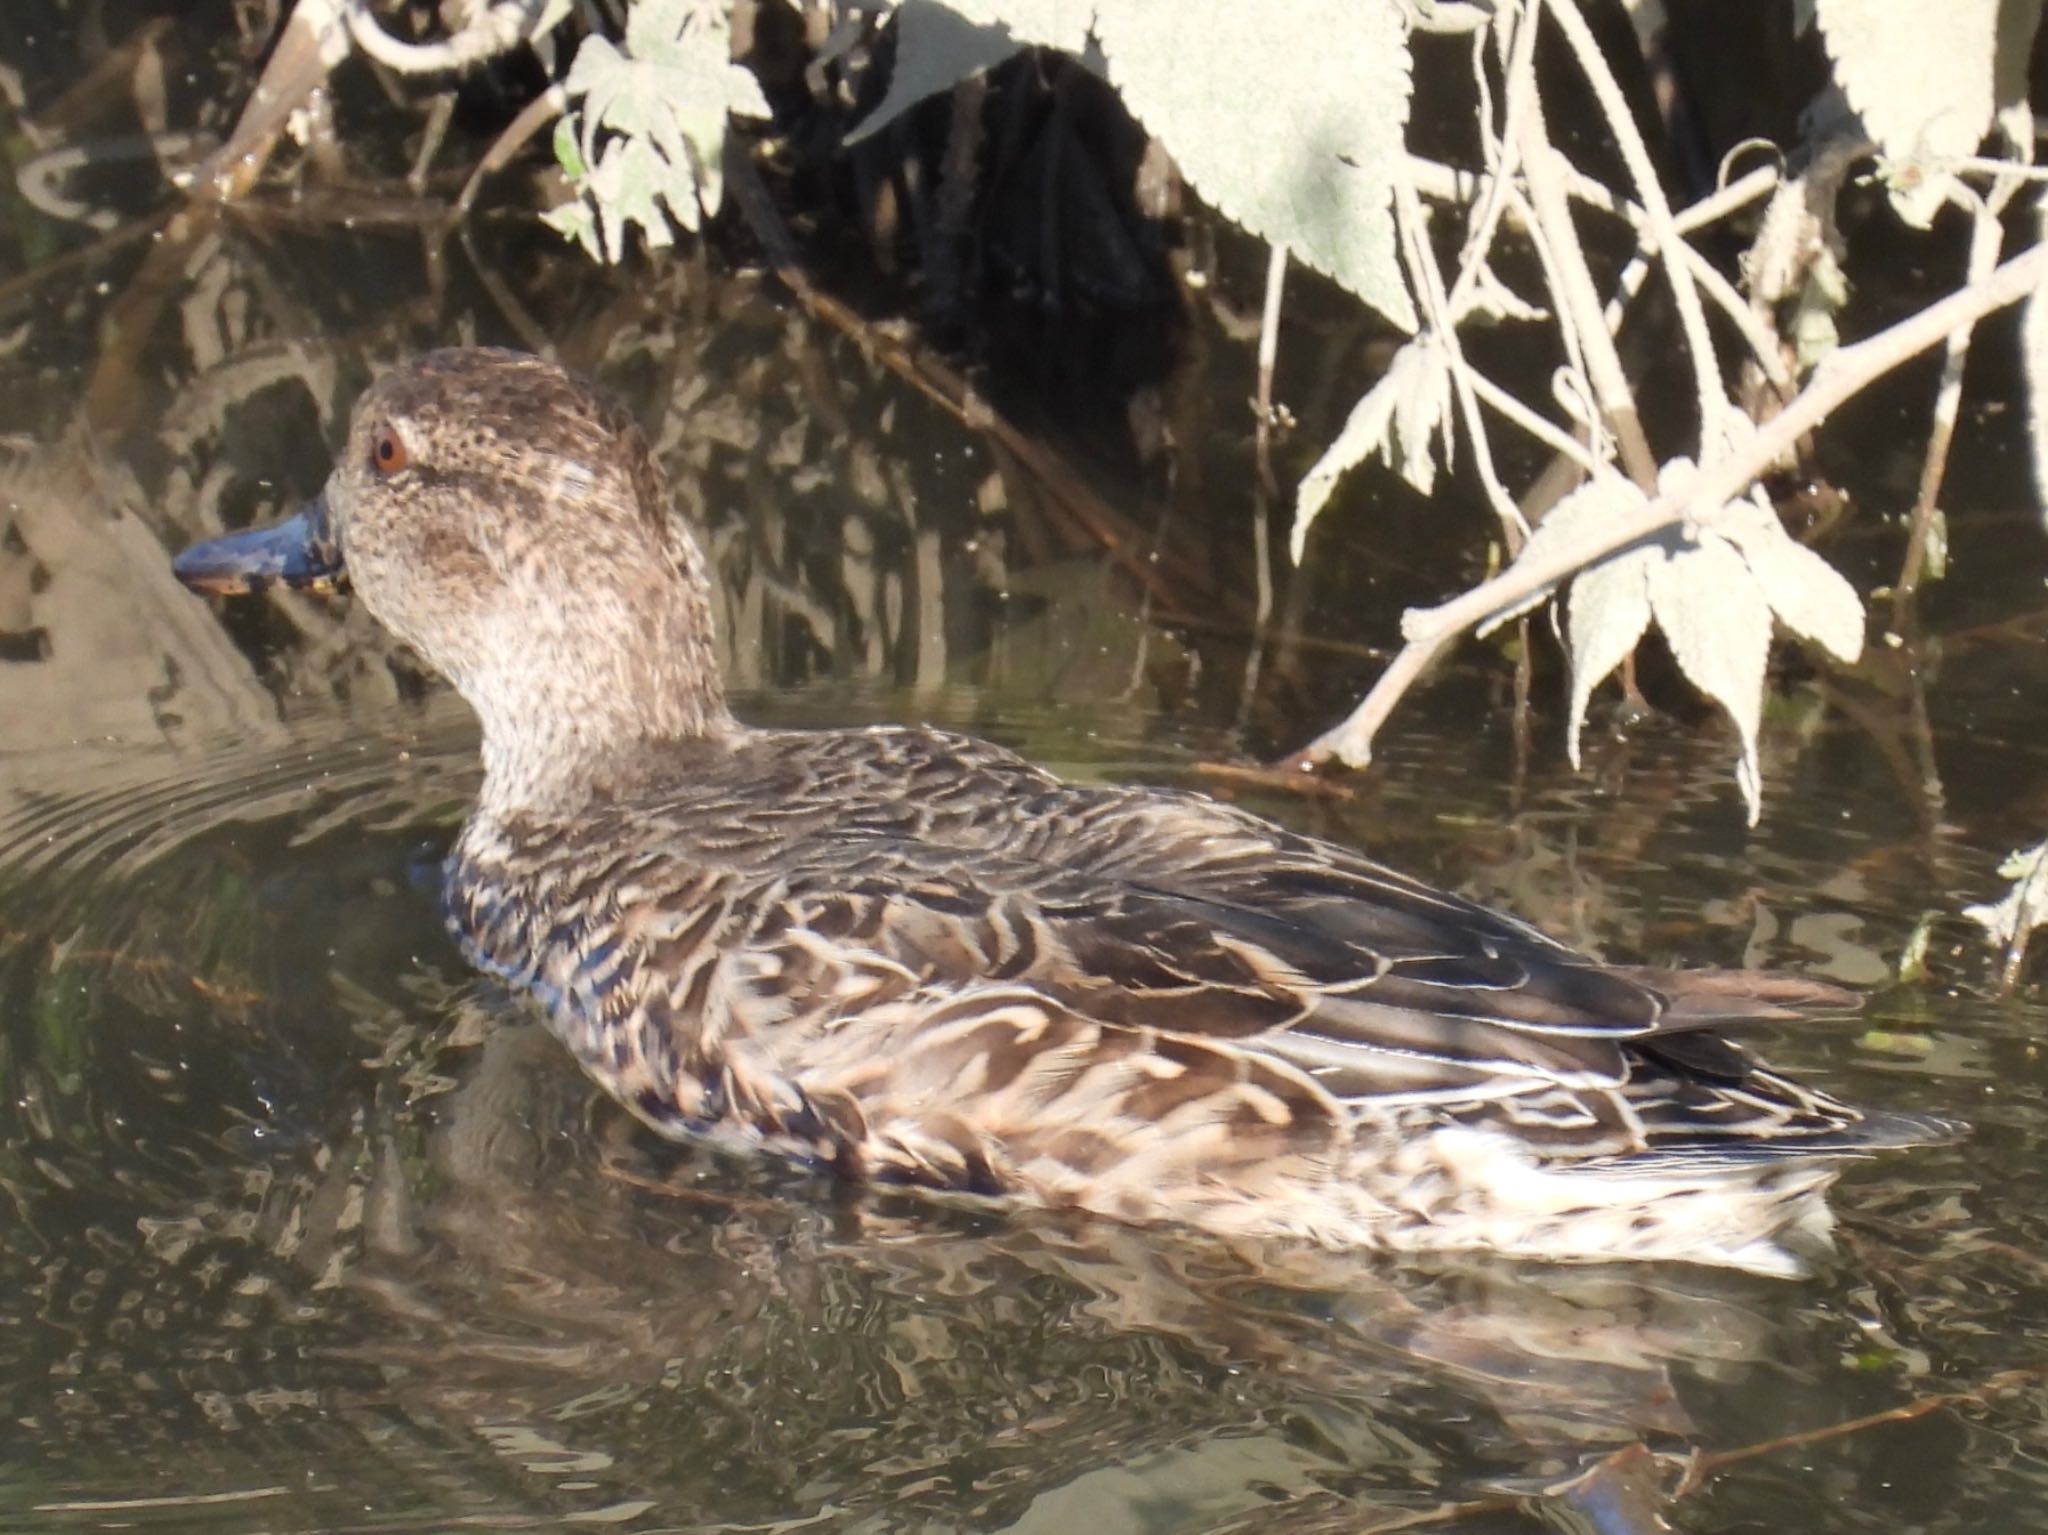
[1646, 529, 1774, 824]
[553, 0, 769, 261]
[1717, 495, 1865, 663]
[1291, 337, 1448, 560]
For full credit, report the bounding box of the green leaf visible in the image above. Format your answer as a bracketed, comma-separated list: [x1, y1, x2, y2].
[1093, 0, 1415, 329]
[552, 112, 587, 181]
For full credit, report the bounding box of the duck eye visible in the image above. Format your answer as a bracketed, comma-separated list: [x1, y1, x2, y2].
[371, 428, 409, 475]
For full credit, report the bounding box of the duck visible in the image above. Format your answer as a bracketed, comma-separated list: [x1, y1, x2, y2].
[172, 347, 1951, 1277]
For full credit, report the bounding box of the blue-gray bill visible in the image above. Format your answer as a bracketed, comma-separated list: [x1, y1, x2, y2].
[172, 495, 346, 596]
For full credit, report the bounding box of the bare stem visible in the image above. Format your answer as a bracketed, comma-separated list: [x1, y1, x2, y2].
[1544, 0, 1726, 443]
[1397, 180, 1527, 542]
[1446, 0, 1540, 316]
[345, 0, 553, 73]
[1242, 244, 1287, 718]
[1893, 180, 2016, 620]
[1517, 106, 1658, 485]
[1467, 370, 1604, 472]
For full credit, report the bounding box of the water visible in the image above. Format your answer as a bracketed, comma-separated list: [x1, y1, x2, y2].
[5, 19, 2048, 1533]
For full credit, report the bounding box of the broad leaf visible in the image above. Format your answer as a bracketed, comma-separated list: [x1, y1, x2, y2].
[942, 0, 1095, 49]
[1646, 529, 1775, 824]
[1506, 476, 1659, 766]
[1474, 471, 1644, 638]
[847, 0, 1416, 325]
[1811, 0, 2000, 227]
[846, 1, 1028, 146]
[1094, 0, 1415, 329]
[846, 0, 1101, 144]
[1565, 547, 1656, 770]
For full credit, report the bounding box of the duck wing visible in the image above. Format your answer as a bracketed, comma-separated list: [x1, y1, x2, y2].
[489, 728, 1904, 1160]
[699, 815, 1835, 1147]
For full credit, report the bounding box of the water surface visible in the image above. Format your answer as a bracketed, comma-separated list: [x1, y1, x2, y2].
[4, 24, 2048, 1532]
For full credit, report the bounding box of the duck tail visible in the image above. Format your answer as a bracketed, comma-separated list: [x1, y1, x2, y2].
[1618, 967, 1860, 1025]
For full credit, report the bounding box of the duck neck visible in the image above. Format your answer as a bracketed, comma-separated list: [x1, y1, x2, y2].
[464, 563, 734, 815]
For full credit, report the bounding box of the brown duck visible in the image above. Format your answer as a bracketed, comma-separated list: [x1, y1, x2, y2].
[173, 347, 1951, 1276]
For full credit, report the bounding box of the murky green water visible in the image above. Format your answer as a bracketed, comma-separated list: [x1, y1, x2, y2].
[7, 12, 2048, 1531]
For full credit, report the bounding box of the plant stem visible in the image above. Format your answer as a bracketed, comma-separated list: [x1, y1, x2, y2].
[1544, 0, 1725, 444]
[1893, 180, 2015, 622]
[1446, 0, 1539, 317]
[1397, 180, 1526, 541]
[1517, 114, 1658, 486]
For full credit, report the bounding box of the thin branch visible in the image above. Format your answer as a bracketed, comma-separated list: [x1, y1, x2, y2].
[1242, 243, 1287, 722]
[453, 82, 569, 220]
[1254, 243, 1288, 498]
[1467, 369, 1604, 472]
[1397, 180, 1527, 541]
[1564, 158, 1779, 239]
[1517, 107, 1657, 485]
[345, 0, 554, 74]
[1544, 0, 1726, 444]
[1680, 241, 1796, 396]
[1594, 196, 1796, 397]
[1894, 179, 2016, 619]
[1446, 0, 1540, 316]
[1281, 235, 2048, 771]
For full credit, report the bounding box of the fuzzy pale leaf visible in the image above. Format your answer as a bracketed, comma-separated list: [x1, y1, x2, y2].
[937, 0, 1096, 49]
[1964, 838, 2048, 945]
[1965, 837, 2048, 987]
[1564, 552, 1656, 770]
[846, 1, 1105, 144]
[1522, 477, 1660, 766]
[1473, 472, 1646, 638]
[847, 1, 1029, 146]
[1646, 529, 1775, 824]
[1717, 496, 1866, 663]
[1812, 0, 1998, 227]
[1291, 337, 1447, 559]
[1095, 0, 1415, 329]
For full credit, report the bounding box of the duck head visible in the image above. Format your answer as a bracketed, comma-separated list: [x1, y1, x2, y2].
[174, 348, 732, 806]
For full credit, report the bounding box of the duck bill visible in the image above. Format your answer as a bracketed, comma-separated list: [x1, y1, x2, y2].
[172, 494, 345, 596]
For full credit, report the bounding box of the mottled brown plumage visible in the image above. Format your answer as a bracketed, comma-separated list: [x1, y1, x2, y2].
[174, 348, 1954, 1276]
